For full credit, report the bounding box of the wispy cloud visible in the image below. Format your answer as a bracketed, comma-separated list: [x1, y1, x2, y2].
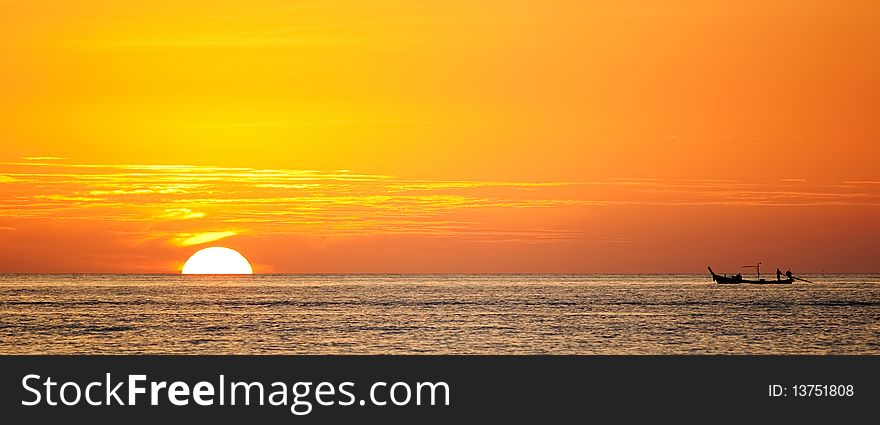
[173, 231, 239, 247]
[22, 156, 66, 161]
[158, 208, 206, 220]
[1, 159, 879, 246]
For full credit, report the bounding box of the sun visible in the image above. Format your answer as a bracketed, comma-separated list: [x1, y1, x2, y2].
[181, 247, 253, 275]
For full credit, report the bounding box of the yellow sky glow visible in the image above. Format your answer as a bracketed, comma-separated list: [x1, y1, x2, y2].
[1, 1, 879, 272]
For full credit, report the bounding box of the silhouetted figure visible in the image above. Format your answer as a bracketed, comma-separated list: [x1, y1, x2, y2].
[776, 268, 782, 281]
[734, 273, 743, 282]
[785, 270, 793, 279]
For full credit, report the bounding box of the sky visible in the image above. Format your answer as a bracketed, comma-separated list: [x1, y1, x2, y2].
[1, 0, 878, 273]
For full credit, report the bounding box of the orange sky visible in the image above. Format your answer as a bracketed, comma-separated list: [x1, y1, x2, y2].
[1, 1, 878, 273]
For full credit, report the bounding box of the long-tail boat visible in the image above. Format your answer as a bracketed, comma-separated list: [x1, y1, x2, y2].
[707, 266, 794, 284]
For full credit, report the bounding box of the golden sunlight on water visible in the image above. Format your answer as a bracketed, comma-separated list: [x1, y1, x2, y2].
[0, 274, 878, 354]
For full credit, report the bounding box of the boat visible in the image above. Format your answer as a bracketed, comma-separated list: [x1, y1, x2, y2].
[707, 266, 794, 284]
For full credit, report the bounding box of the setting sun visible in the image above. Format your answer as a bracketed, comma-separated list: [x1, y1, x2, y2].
[181, 247, 253, 275]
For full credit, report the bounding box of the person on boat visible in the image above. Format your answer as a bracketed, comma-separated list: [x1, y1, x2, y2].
[734, 273, 743, 282]
[785, 270, 792, 280]
[776, 268, 782, 281]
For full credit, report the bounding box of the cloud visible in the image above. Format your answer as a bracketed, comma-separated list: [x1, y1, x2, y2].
[158, 208, 206, 220]
[1, 160, 879, 244]
[22, 156, 66, 161]
[173, 231, 238, 247]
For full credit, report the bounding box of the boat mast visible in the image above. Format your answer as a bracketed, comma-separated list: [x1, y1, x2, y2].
[741, 261, 762, 279]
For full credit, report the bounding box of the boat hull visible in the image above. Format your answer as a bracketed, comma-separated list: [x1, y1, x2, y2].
[718, 277, 793, 285]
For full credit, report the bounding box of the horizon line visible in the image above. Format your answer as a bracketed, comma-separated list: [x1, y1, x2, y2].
[0, 271, 874, 276]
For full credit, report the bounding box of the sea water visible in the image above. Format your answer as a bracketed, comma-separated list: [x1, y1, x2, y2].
[1, 274, 878, 354]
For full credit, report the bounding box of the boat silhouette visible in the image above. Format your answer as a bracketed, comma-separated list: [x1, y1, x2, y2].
[707, 266, 794, 284]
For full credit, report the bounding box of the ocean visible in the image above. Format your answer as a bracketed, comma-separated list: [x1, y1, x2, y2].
[1, 274, 878, 354]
